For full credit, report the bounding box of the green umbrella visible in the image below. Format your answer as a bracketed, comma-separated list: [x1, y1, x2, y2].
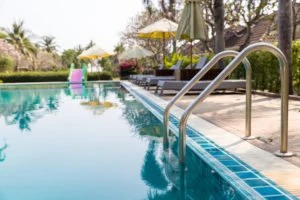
[176, 0, 207, 66]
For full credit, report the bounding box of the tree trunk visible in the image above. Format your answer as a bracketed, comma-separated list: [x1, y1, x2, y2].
[239, 26, 252, 51]
[213, 0, 225, 68]
[292, 0, 298, 40]
[278, 0, 293, 94]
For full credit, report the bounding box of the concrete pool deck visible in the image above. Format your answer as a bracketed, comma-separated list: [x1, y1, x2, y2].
[161, 91, 300, 198]
[160, 91, 300, 167]
[124, 82, 300, 198]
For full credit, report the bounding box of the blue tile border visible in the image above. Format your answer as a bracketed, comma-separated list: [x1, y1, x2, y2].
[121, 82, 299, 200]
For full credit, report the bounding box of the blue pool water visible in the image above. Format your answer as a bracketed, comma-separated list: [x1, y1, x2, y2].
[0, 82, 246, 200]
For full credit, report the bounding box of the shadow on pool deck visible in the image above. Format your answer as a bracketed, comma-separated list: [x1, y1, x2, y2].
[157, 90, 300, 167]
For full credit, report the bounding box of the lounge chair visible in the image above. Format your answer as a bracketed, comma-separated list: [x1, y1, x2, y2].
[170, 60, 183, 70]
[174, 57, 207, 79]
[155, 79, 247, 95]
[154, 60, 183, 77]
[133, 60, 182, 86]
[194, 57, 207, 70]
[133, 74, 155, 84]
[143, 57, 209, 89]
[144, 76, 177, 90]
[185, 63, 194, 69]
[138, 60, 183, 87]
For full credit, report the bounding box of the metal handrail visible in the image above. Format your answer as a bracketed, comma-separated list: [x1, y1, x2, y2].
[163, 50, 252, 150]
[178, 42, 293, 164]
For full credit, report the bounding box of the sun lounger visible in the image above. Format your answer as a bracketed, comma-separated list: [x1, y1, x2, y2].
[194, 57, 207, 69]
[134, 75, 155, 84]
[154, 60, 183, 76]
[144, 76, 176, 90]
[155, 80, 247, 95]
[129, 74, 154, 84]
[170, 60, 182, 70]
[134, 60, 183, 86]
[137, 60, 182, 86]
[142, 57, 209, 89]
[184, 64, 194, 69]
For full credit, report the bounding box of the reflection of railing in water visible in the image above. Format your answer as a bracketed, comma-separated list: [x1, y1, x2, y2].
[161, 137, 249, 200]
[0, 142, 8, 162]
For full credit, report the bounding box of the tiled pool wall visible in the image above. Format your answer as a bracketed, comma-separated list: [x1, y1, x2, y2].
[121, 81, 298, 200]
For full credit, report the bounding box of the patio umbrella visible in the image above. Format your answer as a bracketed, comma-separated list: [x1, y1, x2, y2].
[176, 0, 207, 66]
[137, 18, 178, 68]
[118, 45, 153, 60]
[78, 45, 111, 60]
[78, 45, 111, 76]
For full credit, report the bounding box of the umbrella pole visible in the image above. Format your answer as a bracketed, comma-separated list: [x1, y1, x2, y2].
[190, 39, 193, 67]
[136, 58, 138, 73]
[162, 33, 165, 68]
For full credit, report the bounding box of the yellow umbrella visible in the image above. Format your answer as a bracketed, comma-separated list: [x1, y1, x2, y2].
[78, 45, 111, 60]
[137, 18, 178, 68]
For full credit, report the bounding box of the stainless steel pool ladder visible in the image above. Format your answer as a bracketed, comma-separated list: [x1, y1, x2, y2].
[163, 50, 253, 150]
[164, 42, 294, 164]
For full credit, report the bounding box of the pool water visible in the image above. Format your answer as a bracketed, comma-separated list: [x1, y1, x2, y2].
[0, 82, 244, 200]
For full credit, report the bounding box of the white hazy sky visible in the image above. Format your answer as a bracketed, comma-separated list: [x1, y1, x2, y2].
[0, 0, 145, 52]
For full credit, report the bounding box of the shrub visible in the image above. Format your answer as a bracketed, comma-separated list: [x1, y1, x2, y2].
[216, 41, 300, 95]
[119, 60, 137, 79]
[0, 56, 14, 72]
[292, 42, 300, 95]
[88, 71, 113, 80]
[164, 53, 199, 69]
[0, 71, 112, 83]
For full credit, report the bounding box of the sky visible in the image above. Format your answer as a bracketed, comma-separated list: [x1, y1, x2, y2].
[0, 0, 145, 53]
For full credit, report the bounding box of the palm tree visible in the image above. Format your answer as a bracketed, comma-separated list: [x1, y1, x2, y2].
[5, 21, 37, 71]
[85, 40, 95, 50]
[40, 36, 58, 54]
[278, 0, 293, 94]
[114, 42, 125, 56]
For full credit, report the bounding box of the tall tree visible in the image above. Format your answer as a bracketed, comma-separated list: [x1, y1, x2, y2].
[85, 40, 95, 50]
[114, 42, 125, 55]
[226, 0, 277, 50]
[142, 0, 178, 53]
[213, 0, 225, 55]
[121, 9, 164, 66]
[292, 0, 300, 40]
[40, 36, 57, 54]
[61, 46, 83, 68]
[199, 0, 276, 52]
[278, 0, 293, 94]
[5, 21, 37, 71]
[142, 0, 177, 21]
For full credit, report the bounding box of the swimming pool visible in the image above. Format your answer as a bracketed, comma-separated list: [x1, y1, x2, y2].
[0, 82, 293, 199]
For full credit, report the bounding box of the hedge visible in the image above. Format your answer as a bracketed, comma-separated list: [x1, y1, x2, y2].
[221, 41, 300, 95]
[0, 71, 112, 83]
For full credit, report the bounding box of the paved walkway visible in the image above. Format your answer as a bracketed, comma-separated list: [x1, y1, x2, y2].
[160, 91, 300, 167]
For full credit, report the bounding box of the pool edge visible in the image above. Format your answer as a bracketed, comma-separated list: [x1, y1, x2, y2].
[121, 81, 300, 200]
